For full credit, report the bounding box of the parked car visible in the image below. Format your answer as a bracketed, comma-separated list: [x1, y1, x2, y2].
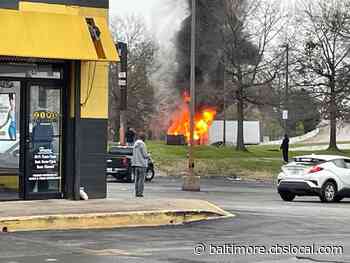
[277, 154, 350, 202]
[106, 145, 155, 182]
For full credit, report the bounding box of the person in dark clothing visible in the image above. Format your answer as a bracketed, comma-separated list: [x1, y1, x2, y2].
[125, 127, 136, 146]
[280, 134, 289, 163]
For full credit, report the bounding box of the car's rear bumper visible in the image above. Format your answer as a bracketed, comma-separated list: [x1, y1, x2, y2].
[106, 168, 130, 178]
[278, 181, 321, 196]
[106, 168, 129, 173]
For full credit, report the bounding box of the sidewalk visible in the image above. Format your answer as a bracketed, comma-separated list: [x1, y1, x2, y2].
[0, 198, 233, 232]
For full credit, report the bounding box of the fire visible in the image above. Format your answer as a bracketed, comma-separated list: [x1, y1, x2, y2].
[167, 92, 216, 144]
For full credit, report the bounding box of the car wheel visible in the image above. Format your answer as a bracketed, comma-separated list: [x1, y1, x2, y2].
[111, 175, 120, 181]
[320, 181, 337, 202]
[279, 192, 295, 202]
[145, 168, 155, 182]
[334, 196, 343, 202]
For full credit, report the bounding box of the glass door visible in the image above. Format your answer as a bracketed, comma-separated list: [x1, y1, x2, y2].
[25, 83, 62, 199]
[0, 81, 21, 200]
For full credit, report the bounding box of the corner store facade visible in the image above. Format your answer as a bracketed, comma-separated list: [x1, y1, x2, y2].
[0, 0, 119, 200]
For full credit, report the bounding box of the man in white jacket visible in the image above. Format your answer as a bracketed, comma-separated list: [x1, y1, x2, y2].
[131, 133, 149, 197]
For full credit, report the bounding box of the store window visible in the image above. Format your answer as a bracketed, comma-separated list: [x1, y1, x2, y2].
[0, 81, 20, 200]
[28, 85, 62, 194]
[38, 87, 47, 108]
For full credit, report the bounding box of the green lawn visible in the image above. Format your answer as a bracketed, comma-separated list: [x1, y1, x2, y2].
[290, 141, 350, 148]
[145, 141, 350, 180]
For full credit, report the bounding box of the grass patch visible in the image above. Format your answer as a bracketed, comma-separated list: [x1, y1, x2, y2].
[290, 141, 350, 148]
[114, 141, 350, 180]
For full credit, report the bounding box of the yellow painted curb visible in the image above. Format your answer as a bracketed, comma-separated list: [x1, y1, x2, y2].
[200, 200, 235, 218]
[0, 209, 235, 232]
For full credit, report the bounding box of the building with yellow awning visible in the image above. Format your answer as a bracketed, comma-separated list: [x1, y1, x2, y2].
[0, 0, 119, 201]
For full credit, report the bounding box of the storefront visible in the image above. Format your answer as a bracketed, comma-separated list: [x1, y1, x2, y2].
[0, 1, 119, 200]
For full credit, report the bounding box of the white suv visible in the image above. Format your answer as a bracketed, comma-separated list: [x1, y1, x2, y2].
[277, 155, 350, 202]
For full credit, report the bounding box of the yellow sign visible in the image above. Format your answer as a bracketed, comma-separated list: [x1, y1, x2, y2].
[33, 111, 59, 121]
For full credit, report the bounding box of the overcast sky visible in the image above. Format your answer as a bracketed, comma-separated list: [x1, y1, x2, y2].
[109, 0, 297, 18]
[108, 0, 297, 44]
[109, 0, 188, 43]
[109, 0, 161, 23]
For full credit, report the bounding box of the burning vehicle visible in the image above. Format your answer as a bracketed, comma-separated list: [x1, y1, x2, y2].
[167, 92, 216, 145]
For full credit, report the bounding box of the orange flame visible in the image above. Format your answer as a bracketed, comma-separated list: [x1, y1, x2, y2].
[167, 92, 216, 144]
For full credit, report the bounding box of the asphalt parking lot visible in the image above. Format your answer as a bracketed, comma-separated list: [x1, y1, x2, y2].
[0, 176, 349, 263]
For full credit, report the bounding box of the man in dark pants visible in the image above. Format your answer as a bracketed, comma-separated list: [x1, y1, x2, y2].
[131, 133, 149, 197]
[280, 134, 289, 163]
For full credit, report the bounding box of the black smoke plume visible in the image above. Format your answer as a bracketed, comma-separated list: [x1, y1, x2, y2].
[175, 0, 225, 110]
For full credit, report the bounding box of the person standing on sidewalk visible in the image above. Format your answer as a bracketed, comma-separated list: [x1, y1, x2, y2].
[131, 132, 149, 197]
[280, 134, 289, 163]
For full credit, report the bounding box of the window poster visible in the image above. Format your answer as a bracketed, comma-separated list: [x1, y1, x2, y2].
[0, 93, 16, 140]
[30, 147, 60, 181]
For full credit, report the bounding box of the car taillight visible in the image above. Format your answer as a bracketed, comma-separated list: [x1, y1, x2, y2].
[122, 157, 128, 167]
[308, 166, 323, 174]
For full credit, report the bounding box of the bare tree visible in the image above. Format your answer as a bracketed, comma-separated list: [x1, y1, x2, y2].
[109, 15, 158, 137]
[222, 0, 284, 151]
[294, 0, 350, 150]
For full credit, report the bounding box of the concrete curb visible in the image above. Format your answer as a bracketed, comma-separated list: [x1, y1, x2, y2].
[0, 204, 234, 232]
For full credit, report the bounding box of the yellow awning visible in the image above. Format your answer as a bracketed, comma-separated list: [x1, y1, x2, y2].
[0, 9, 119, 62]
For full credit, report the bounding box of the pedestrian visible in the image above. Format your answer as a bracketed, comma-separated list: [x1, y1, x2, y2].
[131, 132, 149, 197]
[280, 134, 289, 163]
[125, 127, 136, 146]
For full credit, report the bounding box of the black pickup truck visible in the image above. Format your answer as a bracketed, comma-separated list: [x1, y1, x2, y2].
[106, 146, 155, 182]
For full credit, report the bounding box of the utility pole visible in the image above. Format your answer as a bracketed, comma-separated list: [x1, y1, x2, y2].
[282, 43, 289, 135]
[285, 43, 289, 135]
[223, 64, 226, 146]
[117, 42, 128, 145]
[222, 0, 226, 146]
[183, 0, 200, 191]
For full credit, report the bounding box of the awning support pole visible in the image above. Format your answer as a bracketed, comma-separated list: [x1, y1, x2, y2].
[74, 61, 81, 200]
